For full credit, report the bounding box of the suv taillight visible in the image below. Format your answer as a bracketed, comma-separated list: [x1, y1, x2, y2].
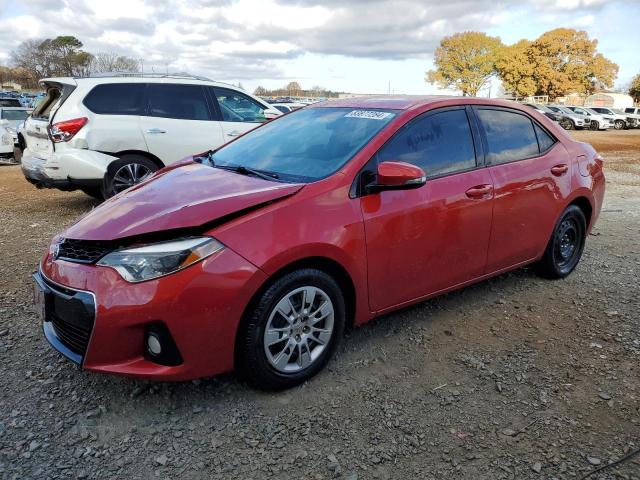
[48, 117, 88, 143]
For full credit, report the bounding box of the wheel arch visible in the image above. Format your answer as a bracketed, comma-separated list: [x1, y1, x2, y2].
[568, 195, 593, 229]
[233, 255, 357, 367]
[112, 150, 165, 170]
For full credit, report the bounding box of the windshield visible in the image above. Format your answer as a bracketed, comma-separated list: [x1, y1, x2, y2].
[1, 110, 29, 121]
[208, 107, 397, 182]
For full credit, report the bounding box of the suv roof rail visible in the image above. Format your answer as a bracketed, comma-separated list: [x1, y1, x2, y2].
[73, 71, 240, 88]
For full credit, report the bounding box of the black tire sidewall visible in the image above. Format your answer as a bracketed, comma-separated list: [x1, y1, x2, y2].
[102, 155, 159, 198]
[538, 205, 587, 279]
[239, 269, 345, 390]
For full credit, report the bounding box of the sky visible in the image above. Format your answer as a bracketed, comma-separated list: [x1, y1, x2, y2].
[0, 0, 638, 95]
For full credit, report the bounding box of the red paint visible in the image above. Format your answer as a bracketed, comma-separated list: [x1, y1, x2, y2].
[39, 97, 605, 381]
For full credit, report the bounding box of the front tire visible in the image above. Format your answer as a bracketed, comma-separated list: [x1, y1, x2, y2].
[237, 269, 345, 390]
[560, 118, 574, 130]
[614, 120, 625, 130]
[589, 121, 599, 131]
[534, 205, 587, 279]
[102, 155, 158, 198]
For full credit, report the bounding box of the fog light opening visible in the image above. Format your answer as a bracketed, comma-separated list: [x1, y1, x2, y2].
[146, 333, 162, 356]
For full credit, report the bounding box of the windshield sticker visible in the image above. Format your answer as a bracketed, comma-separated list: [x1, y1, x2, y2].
[345, 110, 393, 120]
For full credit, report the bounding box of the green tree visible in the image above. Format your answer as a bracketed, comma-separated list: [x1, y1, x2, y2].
[629, 74, 640, 103]
[426, 32, 503, 96]
[10, 35, 92, 78]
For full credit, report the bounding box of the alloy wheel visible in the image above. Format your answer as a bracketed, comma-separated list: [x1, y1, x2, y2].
[263, 286, 334, 373]
[111, 163, 153, 193]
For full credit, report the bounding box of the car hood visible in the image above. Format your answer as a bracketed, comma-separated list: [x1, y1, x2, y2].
[63, 161, 304, 241]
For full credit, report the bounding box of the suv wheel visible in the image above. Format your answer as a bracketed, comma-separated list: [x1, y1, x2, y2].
[589, 121, 599, 131]
[535, 205, 587, 279]
[103, 155, 158, 198]
[237, 268, 345, 390]
[614, 120, 625, 130]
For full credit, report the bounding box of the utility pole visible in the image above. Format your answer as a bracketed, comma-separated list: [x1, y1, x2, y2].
[387, 81, 391, 95]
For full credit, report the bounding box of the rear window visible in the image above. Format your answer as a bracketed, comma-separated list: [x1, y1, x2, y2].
[533, 123, 556, 153]
[1, 110, 29, 121]
[83, 83, 145, 115]
[0, 98, 21, 107]
[476, 108, 540, 164]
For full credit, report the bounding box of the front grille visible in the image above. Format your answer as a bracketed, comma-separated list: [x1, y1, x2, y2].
[51, 313, 92, 355]
[57, 238, 113, 263]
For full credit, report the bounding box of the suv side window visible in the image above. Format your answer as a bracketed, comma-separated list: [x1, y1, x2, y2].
[83, 84, 145, 115]
[475, 108, 539, 164]
[147, 84, 210, 121]
[211, 87, 266, 123]
[376, 108, 477, 177]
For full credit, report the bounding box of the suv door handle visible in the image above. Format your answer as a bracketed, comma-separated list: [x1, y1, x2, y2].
[146, 128, 166, 134]
[226, 130, 242, 137]
[465, 184, 493, 199]
[550, 164, 568, 176]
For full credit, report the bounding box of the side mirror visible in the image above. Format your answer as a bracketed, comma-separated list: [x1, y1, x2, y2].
[367, 161, 426, 193]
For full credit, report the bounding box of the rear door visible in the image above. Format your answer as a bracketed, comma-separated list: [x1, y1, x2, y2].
[140, 83, 225, 164]
[473, 107, 571, 272]
[361, 106, 494, 311]
[208, 87, 270, 142]
[24, 80, 76, 157]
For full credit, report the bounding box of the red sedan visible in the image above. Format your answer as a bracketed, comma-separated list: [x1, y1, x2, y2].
[34, 97, 605, 390]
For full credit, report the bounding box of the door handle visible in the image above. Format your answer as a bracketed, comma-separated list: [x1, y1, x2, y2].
[465, 184, 493, 199]
[226, 130, 242, 137]
[146, 128, 166, 134]
[550, 164, 568, 176]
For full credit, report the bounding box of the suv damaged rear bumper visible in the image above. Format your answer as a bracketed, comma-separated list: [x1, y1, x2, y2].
[21, 148, 117, 190]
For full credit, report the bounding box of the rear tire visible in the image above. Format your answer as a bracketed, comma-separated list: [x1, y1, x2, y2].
[237, 269, 345, 390]
[534, 205, 587, 279]
[102, 155, 158, 198]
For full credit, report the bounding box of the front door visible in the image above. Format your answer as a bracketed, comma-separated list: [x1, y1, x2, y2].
[208, 87, 268, 143]
[361, 107, 494, 312]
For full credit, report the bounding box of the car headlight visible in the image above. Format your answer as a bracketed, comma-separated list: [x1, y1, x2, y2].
[5, 126, 16, 135]
[97, 237, 224, 282]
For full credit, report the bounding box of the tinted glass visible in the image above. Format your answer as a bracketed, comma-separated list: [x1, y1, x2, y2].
[0, 98, 21, 107]
[625, 108, 634, 113]
[212, 88, 266, 123]
[147, 84, 210, 120]
[377, 109, 476, 176]
[209, 107, 396, 182]
[534, 123, 555, 152]
[83, 84, 144, 115]
[1, 110, 29, 121]
[476, 109, 539, 164]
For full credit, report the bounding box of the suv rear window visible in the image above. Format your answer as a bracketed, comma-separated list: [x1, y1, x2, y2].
[83, 84, 145, 115]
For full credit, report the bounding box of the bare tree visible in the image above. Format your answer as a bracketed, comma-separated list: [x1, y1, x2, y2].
[89, 52, 140, 74]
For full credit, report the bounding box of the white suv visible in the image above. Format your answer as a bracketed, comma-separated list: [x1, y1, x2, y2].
[21, 74, 282, 198]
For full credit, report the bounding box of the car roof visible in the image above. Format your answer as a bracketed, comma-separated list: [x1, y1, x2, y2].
[39, 75, 244, 90]
[310, 96, 545, 112]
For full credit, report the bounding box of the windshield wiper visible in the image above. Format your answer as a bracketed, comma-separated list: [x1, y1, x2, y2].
[216, 164, 280, 181]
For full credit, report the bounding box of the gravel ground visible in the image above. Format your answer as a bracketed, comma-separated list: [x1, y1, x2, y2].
[0, 130, 639, 480]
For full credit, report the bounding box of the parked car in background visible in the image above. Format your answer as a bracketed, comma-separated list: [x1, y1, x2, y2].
[521, 103, 577, 130]
[545, 105, 591, 130]
[34, 97, 604, 389]
[622, 107, 640, 128]
[0, 107, 31, 147]
[0, 97, 22, 108]
[0, 120, 15, 160]
[564, 106, 611, 131]
[270, 102, 306, 113]
[20, 73, 282, 199]
[588, 107, 629, 129]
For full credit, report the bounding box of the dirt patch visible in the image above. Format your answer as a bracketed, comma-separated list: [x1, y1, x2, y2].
[0, 131, 639, 480]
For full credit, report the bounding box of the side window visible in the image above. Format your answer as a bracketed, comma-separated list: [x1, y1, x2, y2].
[147, 84, 210, 121]
[476, 108, 539, 164]
[211, 88, 266, 123]
[377, 108, 476, 177]
[83, 84, 145, 115]
[533, 123, 556, 153]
